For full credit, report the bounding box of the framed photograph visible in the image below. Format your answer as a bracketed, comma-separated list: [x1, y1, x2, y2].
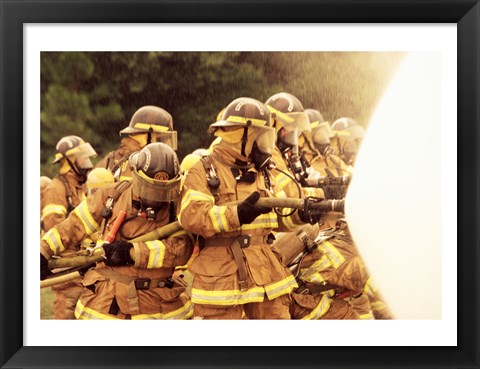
[1, 1, 478, 368]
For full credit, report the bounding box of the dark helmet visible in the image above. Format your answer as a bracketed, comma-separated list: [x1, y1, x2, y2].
[120, 106, 177, 150]
[211, 97, 272, 130]
[130, 143, 181, 207]
[210, 97, 276, 170]
[52, 135, 97, 164]
[52, 135, 97, 182]
[305, 109, 325, 125]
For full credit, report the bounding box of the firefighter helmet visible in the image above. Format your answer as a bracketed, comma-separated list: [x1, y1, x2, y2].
[130, 142, 181, 207]
[305, 108, 325, 125]
[209, 97, 276, 169]
[52, 135, 97, 164]
[265, 92, 310, 150]
[40, 176, 52, 194]
[120, 105, 177, 150]
[86, 168, 115, 192]
[331, 117, 365, 141]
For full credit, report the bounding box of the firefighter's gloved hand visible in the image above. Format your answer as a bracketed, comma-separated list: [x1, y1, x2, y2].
[322, 185, 347, 200]
[40, 254, 52, 280]
[237, 191, 272, 225]
[298, 209, 323, 225]
[102, 240, 134, 267]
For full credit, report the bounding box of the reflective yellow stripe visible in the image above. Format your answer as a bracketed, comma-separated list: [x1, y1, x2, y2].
[76, 299, 192, 320]
[304, 187, 317, 197]
[364, 276, 377, 297]
[42, 204, 67, 217]
[264, 275, 298, 299]
[358, 311, 375, 319]
[42, 228, 65, 255]
[240, 212, 278, 230]
[144, 240, 166, 268]
[301, 295, 332, 320]
[192, 286, 266, 305]
[280, 208, 297, 229]
[132, 300, 193, 320]
[208, 205, 230, 232]
[75, 300, 119, 320]
[73, 200, 99, 235]
[318, 241, 345, 269]
[274, 172, 292, 190]
[370, 301, 388, 312]
[302, 272, 326, 285]
[134, 123, 170, 132]
[119, 175, 132, 181]
[226, 115, 268, 127]
[180, 189, 215, 215]
[300, 254, 332, 280]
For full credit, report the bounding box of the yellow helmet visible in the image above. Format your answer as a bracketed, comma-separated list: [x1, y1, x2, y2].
[86, 168, 115, 192]
[180, 153, 202, 173]
[40, 176, 52, 193]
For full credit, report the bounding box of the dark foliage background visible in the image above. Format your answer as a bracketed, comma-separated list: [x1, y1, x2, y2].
[40, 51, 404, 177]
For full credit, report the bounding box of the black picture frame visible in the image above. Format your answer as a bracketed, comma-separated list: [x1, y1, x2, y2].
[1, 1, 478, 368]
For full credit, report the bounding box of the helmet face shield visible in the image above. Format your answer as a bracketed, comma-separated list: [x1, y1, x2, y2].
[278, 126, 300, 147]
[336, 125, 365, 142]
[132, 168, 181, 207]
[312, 122, 334, 145]
[252, 126, 276, 155]
[53, 141, 97, 164]
[76, 156, 94, 171]
[153, 131, 178, 150]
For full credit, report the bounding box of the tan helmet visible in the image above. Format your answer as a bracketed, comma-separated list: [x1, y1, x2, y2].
[129, 142, 181, 208]
[86, 168, 115, 193]
[332, 117, 365, 164]
[120, 106, 177, 150]
[305, 109, 333, 146]
[331, 117, 364, 141]
[265, 92, 310, 152]
[52, 135, 97, 182]
[40, 176, 52, 194]
[52, 135, 97, 164]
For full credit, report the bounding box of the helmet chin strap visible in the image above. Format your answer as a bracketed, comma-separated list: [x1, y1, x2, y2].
[240, 127, 249, 158]
[65, 156, 83, 179]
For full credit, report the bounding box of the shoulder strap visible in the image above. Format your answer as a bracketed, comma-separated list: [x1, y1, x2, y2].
[58, 175, 74, 212]
[200, 155, 221, 199]
[99, 180, 133, 237]
[111, 155, 130, 177]
[112, 180, 132, 203]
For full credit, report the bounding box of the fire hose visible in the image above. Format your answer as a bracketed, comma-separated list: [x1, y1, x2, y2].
[41, 197, 344, 288]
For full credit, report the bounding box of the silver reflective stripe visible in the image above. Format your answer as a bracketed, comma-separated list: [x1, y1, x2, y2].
[73, 200, 99, 235]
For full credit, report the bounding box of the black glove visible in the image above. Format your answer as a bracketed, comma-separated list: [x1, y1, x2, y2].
[322, 185, 348, 200]
[298, 209, 323, 225]
[237, 191, 272, 225]
[40, 254, 52, 280]
[102, 240, 134, 267]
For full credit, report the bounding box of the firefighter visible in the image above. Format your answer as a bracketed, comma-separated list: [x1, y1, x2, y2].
[290, 108, 392, 320]
[95, 105, 177, 181]
[178, 97, 322, 320]
[40, 176, 52, 200]
[331, 117, 365, 167]
[40, 176, 52, 236]
[40, 135, 97, 319]
[41, 143, 194, 320]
